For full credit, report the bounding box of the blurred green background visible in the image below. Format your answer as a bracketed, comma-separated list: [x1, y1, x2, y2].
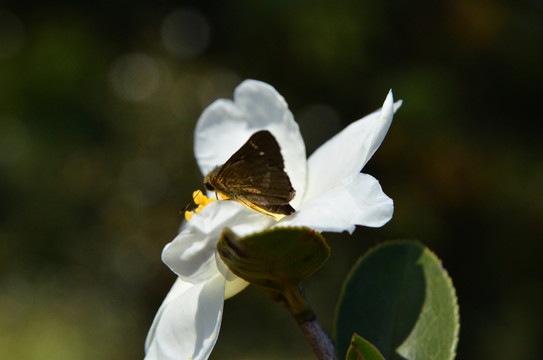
[1, 1, 541, 359]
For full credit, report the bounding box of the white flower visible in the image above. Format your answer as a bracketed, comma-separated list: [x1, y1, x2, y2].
[145, 80, 402, 360]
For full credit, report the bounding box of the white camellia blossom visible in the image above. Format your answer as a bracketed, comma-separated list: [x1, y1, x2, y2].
[145, 80, 402, 360]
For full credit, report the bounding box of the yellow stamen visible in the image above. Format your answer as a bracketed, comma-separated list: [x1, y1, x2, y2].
[185, 190, 218, 221]
[193, 190, 217, 206]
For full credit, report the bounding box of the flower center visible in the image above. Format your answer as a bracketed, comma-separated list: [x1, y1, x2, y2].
[184, 190, 219, 221]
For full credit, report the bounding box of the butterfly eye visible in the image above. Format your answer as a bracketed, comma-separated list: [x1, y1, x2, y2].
[204, 182, 215, 191]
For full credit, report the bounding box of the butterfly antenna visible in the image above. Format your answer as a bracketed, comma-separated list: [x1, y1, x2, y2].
[179, 202, 191, 216]
[179, 190, 203, 216]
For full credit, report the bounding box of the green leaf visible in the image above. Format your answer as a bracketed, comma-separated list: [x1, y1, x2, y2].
[345, 333, 385, 360]
[217, 226, 330, 293]
[335, 241, 459, 360]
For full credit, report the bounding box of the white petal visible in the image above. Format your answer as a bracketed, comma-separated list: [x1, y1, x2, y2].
[163, 200, 272, 282]
[213, 251, 251, 299]
[278, 173, 393, 233]
[224, 276, 250, 299]
[145, 275, 225, 360]
[194, 79, 307, 206]
[303, 91, 401, 202]
[145, 278, 193, 355]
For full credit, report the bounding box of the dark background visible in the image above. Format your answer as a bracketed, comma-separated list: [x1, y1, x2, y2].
[1, 1, 541, 359]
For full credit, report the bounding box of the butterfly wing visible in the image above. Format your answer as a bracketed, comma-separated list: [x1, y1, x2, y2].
[213, 130, 295, 215]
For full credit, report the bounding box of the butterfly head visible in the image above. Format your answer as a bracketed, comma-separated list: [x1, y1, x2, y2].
[204, 181, 215, 191]
[203, 166, 220, 192]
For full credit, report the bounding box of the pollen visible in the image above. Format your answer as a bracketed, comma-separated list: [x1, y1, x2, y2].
[184, 190, 217, 221]
[185, 211, 194, 221]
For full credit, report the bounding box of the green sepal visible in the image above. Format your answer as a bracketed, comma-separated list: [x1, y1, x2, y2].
[335, 241, 459, 360]
[345, 333, 385, 360]
[217, 226, 329, 291]
[217, 226, 330, 319]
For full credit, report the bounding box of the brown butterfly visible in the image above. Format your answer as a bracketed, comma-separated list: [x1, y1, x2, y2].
[203, 130, 296, 220]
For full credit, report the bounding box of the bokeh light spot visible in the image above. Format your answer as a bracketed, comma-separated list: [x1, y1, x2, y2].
[109, 53, 162, 102]
[197, 69, 241, 107]
[161, 8, 210, 59]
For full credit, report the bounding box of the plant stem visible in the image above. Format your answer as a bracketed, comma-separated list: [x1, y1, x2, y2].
[297, 315, 338, 360]
[281, 285, 338, 360]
